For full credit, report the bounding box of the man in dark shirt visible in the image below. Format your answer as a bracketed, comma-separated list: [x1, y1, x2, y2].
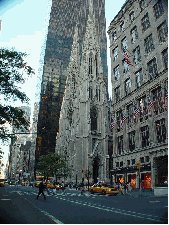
[36, 180, 46, 200]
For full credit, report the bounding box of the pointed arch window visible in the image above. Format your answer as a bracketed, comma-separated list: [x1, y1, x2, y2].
[89, 57, 93, 74]
[90, 106, 97, 131]
[95, 55, 98, 76]
[89, 86, 93, 99]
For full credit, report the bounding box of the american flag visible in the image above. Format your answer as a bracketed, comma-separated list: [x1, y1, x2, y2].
[123, 48, 134, 66]
[147, 96, 154, 116]
[133, 105, 140, 122]
[110, 118, 116, 131]
[120, 111, 127, 130]
[164, 86, 168, 109]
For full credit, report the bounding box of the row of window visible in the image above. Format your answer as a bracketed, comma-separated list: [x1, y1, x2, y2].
[114, 49, 168, 101]
[115, 85, 167, 128]
[113, 19, 167, 68]
[112, 0, 164, 41]
[116, 156, 150, 168]
[115, 119, 166, 155]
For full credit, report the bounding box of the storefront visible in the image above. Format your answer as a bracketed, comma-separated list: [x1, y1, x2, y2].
[116, 174, 124, 183]
[127, 173, 136, 188]
[141, 172, 151, 188]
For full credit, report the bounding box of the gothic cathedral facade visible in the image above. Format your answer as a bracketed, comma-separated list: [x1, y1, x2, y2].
[56, 2, 109, 184]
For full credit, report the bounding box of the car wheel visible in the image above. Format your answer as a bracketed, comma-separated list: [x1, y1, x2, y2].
[102, 190, 106, 195]
[90, 189, 94, 194]
[113, 193, 117, 196]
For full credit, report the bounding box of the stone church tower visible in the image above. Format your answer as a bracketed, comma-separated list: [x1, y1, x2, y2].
[56, 0, 109, 184]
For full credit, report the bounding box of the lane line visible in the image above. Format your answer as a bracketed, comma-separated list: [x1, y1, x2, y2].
[17, 192, 64, 224]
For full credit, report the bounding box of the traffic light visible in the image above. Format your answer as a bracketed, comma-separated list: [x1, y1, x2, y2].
[82, 169, 84, 174]
[137, 162, 140, 170]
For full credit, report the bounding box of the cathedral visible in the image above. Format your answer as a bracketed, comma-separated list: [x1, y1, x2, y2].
[55, 1, 109, 184]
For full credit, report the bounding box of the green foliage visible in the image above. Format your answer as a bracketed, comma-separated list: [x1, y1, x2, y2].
[37, 153, 72, 180]
[0, 48, 35, 141]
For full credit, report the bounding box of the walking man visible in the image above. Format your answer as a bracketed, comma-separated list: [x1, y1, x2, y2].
[36, 179, 46, 200]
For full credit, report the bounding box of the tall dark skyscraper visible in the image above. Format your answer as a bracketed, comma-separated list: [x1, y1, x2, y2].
[36, 0, 108, 167]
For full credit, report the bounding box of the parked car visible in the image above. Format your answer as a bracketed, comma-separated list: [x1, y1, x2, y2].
[89, 183, 119, 195]
[9, 180, 16, 185]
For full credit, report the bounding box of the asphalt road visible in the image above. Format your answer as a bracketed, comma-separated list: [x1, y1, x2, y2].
[0, 185, 167, 224]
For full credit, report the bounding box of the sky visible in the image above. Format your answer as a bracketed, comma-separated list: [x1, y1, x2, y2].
[0, 0, 126, 166]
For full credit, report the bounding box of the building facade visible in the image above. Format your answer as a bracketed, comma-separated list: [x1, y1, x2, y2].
[108, 0, 168, 188]
[36, 0, 108, 166]
[56, 1, 109, 184]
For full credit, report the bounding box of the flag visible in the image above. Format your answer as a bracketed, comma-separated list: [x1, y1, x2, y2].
[110, 118, 116, 131]
[123, 48, 134, 66]
[120, 111, 127, 130]
[133, 105, 140, 122]
[147, 96, 154, 116]
[164, 86, 168, 109]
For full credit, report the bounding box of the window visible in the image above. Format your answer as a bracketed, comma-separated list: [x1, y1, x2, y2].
[120, 161, 123, 167]
[140, 125, 149, 148]
[128, 104, 134, 124]
[127, 160, 130, 166]
[112, 31, 117, 42]
[139, 0, 145, 11]
[121, 37, 128, 51]
[120, 21, 125, 32]
[141, 13, 150, 31]
[140, 157, 144, 163]
[129, 131, 135, 151]
[145, 156, 149, 162]
[116, 162, 119, 167]
[95, 55, 98, 76]
[144, 34, 154, 53]
[156, 119, 166, 143]
[89, 57, 92, 74]
[139, 96, 148, 121]
[148, 58, 158, 79]
[114, 65, 120, 80]
[118, 136, 123, 155]
[90, 106, 97, 131]
[113, 47, 118, 61]
[129, 11, 135, 22]
[115, 86, 120, 103]
[125, 78, 131, 95]
[152, 87, 163, 115]
[116, 110, 122, 132]
[162, 49, 168, 69]
[157, 21, 168, 42]
[131, 26, 138, 43]
[132, 159, 135, 165]
[89, 86, 93, 99]
[153, 0, 164, 19]
[136, 69, 144, 87]
[133, 46, 141, 64]
[123, 60, 129, 73]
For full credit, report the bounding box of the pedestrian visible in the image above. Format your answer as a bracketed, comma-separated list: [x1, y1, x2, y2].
[141, 181, 144, 192]
[36, 179, 46, 200]
[127, 182, 132, 195]
[124, 183, 127, 195]
[61, 181, 65, 194]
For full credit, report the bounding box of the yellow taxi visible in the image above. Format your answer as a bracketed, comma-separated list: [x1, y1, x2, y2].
[47, 183, 53, 189]
[89, 183, 119, 195]
[35, 181, 40, 187]
[55, 184, 62, 190]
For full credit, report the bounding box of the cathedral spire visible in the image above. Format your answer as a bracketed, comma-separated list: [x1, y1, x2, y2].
[89, 0, 94, 16]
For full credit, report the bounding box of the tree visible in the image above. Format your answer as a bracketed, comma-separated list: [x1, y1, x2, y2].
[0, 48, 34, 141]
[37, 153, 72, 182]
[0, 147, 4, 169]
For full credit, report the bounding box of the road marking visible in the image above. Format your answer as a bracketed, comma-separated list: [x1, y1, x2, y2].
[148, 200, 161, 203]
[17, 193, 64, 224]
[0, 199, 11, 201]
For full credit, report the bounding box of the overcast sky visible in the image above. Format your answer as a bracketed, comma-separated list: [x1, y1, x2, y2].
[0, 0, 126, 165]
